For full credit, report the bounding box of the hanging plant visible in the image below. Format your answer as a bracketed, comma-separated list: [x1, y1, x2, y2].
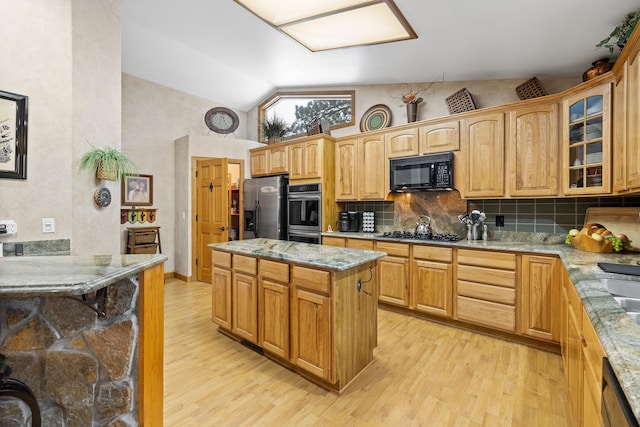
[79, 143, 137, 181]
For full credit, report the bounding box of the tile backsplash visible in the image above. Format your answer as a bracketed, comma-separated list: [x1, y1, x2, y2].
[342, 192, 640, 237]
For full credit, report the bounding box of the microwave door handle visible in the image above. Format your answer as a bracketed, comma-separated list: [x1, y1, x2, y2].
[431, 163, 436, 187]
[301, 202, 306, 223]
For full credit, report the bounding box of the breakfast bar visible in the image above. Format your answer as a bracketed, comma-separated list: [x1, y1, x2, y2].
[209, 238, 386, 392]
[0, 254, 167, 427]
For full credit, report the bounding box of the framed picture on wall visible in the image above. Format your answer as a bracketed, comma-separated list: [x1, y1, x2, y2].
[121, 174, 153, 206]
[0, 90, 28, 180]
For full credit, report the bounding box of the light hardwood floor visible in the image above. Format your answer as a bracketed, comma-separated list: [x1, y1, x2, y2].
[164, 278, 573, 426]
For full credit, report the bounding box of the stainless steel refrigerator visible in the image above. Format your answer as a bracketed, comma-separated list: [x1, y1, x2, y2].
[243, 175, 288, 240]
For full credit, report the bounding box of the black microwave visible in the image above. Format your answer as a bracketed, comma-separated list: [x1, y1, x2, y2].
[389, 152, 454, 191]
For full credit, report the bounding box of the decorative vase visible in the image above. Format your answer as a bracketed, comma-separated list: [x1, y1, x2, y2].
[582, 58, 614, 82]
[406, 103, 418, 123]
[267, 136, 281, 145]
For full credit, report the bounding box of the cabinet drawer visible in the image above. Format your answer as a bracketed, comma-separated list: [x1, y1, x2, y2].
[233, 255, 257, 275]
[457, 296, 516, 332]
[322, 236, 346, 247]
[292, 266, 330, 294]
[457, 265, 516, 288]
[413, 245, 452, 263]
[346, 239, 375, 250]
[457, 249, 516, 270]
[260, 259, 289, 282]
[375, 241, 410, 257]
[212, 250, 231, 269]
[457, 280, 516, 305]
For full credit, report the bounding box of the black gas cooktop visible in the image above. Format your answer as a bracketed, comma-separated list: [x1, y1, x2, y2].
[379, 231, 460, 242]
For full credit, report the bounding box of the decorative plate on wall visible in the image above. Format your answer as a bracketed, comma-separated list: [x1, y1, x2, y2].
[94, 187, 112, 208]
[205, 107, 240, 134]
[360, 104, 392, 132]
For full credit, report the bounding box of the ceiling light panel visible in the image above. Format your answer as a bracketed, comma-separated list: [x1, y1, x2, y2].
[234, 0, 417, 51]
[236, 0, 372, 26]
[282, 2, 413, 51]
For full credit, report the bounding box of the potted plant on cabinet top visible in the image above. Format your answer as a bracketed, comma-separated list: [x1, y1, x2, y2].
[596, 9, 640, 54]
[79, 144, 137, 181]
[261, 115, 289, 145]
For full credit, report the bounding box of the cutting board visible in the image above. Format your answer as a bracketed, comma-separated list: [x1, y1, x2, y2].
[583, 207, 640, 252]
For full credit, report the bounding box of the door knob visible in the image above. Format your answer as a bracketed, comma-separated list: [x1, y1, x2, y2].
[219, 226, 226, 231]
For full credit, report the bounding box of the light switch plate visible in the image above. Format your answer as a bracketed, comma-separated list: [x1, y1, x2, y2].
[42, 218, 55, 233]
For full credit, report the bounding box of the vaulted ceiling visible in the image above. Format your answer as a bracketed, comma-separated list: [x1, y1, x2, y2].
[122, 0, 638, 112]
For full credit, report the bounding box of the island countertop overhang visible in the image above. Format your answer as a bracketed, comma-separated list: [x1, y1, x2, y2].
[209, 238, 386, 271]
[0, 254, 168, 297]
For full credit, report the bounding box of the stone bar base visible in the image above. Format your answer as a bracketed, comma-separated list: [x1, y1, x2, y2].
[0, 276, 140, 426]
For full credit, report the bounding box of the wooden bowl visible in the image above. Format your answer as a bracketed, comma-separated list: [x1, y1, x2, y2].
[570, 223, 613, 253]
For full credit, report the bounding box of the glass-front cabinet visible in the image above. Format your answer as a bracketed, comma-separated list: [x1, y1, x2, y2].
[562, 83, 611, 195]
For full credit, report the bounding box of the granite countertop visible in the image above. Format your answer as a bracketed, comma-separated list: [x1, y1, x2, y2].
[0, 254, 168, 297]
[209, 238, 386, 271]
[323, 231, 640, 421]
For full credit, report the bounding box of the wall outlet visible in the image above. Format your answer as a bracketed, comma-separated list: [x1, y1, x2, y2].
[496, 215, 505, 227]
[15, 243, 23, 256]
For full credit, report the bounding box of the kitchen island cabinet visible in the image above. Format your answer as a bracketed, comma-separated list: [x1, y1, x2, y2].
[209, 238, 386, 392]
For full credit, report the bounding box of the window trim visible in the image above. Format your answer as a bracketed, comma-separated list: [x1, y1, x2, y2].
[258, 90, 356, 141]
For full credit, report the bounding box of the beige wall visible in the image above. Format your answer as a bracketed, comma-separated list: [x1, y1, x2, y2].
[246, 77, 582, 141]
[121, 74, 251, 273]
[0, 0, 120, 255]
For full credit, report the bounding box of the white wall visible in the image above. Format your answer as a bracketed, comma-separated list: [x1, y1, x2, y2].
[122, 74, 251, 273]
[0, 0, 121, 255]
[173, 135, 262, 278]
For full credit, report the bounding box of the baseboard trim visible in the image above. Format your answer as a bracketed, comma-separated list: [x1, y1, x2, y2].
[173, 272, 192, 282]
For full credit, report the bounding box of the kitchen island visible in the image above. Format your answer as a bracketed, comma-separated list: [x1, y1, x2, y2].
[0, 254, 167, 427]
[209, 238, 386, 392]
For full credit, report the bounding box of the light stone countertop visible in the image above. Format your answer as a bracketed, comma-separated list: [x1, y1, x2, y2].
[0, 254, 168, 297]
[323, 231, 640, 421]
[209, 238, 386, 271]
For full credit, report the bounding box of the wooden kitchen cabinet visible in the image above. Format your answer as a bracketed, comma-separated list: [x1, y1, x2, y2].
[289, 139, 322, 181]
[519, 255, 561, 342]
[459, 112, 505, 198]
[268, 145, 289, 175]
[375, 241, 410, 307]
[385, 127, 419, 158]
[619, 40, 640, 192]
[456, 249, 516, 332]
[259, 259, 290, 359]
[335, 135, 387, 201]
[560, 268, 606, 427]
[250, 148, 268, 176]
[291, 286, 332, 381]
[613, 64, 628, 193]
[419, 119, 460, 153]
[211, 251, 232, 331]
[358, 134, 387, 199]
[411, 245, 453, 318]
[232, 255, 259, 344]
[562, 270, 584, 426]
[562, 83, 612, 195]
[507, 103, 560, 197]
[249, 145, 288, 176]
[322, 235, 346, 247]
[335, 139, 358, 200]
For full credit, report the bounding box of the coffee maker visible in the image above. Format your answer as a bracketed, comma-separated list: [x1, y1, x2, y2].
[338, 211, 359, 232]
